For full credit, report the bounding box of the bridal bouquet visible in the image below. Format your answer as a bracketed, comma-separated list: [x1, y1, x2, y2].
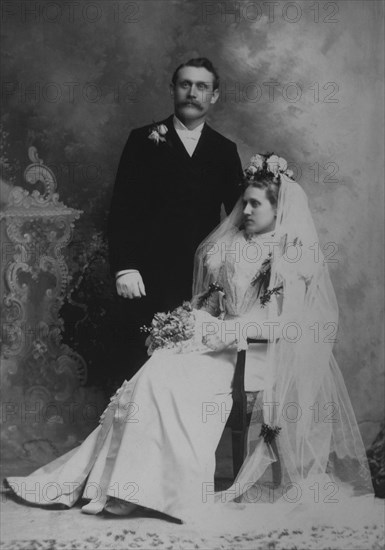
[141, 301, 196, 355]
[141, 284, 226, 355]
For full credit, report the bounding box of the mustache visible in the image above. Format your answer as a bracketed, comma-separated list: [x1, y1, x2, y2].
[179, 100, 203, 109]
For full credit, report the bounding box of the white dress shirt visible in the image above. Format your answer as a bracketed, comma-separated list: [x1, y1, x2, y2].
[116, 116, 205, 279]
[173, 115, 204, 157]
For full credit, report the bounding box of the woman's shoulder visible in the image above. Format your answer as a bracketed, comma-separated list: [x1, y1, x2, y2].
[204, 228, 243, 265]
[275, 240, 322, 285]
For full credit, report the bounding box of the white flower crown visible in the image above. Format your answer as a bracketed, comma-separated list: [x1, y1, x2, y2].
[245, 153, 294, 181]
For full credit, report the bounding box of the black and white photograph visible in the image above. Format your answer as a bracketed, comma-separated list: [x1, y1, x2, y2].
[0, 1, 384, 548]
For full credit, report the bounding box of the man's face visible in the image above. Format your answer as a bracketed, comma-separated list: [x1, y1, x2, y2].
[170, 66, 219, 123]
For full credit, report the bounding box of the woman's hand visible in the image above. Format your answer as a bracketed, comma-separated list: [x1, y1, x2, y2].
[202, 332, 237, 352]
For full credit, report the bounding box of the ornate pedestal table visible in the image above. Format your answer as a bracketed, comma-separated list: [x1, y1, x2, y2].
[1, 148, 105, 471]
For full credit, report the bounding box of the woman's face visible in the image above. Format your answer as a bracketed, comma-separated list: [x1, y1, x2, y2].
[242, 186, 277, 235]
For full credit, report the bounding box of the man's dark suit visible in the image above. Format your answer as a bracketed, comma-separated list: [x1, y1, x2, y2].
[107, 114, 243, 381]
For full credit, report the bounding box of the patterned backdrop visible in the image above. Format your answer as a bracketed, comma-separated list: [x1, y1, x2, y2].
[1, 0, 383, 448]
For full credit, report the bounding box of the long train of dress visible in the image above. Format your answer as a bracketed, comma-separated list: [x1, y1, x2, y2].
[4, 341, 382, 531]
[4, 346, 248, 521]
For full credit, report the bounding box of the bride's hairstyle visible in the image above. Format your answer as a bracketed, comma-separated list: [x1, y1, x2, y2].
[244, 170, 281, 206]
[242, 152, 295, 207]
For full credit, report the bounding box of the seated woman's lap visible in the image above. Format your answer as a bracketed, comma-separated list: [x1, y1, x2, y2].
[140, 348, 237, 397]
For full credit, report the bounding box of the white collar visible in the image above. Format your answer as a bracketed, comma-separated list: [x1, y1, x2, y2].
[173, 115, 205, 136]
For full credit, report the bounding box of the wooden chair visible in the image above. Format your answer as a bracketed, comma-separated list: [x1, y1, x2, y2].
[226, 339, 282, 486]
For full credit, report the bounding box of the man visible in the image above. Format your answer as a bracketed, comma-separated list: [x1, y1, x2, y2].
[107, 57, 243, 382]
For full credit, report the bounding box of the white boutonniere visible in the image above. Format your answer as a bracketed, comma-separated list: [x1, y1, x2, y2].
[148, 123, 168, 145]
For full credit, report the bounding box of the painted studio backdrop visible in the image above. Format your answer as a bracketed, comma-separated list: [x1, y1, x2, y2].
[1, 0, 383, 471]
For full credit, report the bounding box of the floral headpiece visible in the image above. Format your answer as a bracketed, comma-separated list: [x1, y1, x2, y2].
[244, 152, 294, 183]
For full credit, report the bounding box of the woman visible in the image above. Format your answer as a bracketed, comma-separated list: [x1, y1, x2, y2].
[4, 153, 374, 523]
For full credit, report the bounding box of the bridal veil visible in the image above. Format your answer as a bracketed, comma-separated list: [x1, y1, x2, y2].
[192, 162, 373, 508]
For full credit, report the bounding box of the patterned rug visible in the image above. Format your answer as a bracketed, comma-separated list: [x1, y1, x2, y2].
[1, 524, 384, 550]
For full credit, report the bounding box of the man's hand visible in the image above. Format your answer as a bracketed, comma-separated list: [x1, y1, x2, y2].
[116, 272, 146, 299]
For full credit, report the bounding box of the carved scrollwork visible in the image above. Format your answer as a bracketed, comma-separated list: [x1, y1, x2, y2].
[55, 349, 88, 395]
[24, 145, 57, 199]
[1, 292, 26, 358]
[1, 322, 25, 358]
[0, 149, 86, 405]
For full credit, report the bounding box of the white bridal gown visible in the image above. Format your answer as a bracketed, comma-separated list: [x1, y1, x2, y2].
[4, 231, 276, 521]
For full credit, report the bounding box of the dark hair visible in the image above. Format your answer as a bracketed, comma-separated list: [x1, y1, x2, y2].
[171, 58, 220, 90]
[244, 171, 281, 207]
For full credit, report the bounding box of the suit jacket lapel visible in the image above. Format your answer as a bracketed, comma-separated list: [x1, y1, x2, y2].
[190, 123, 215, 164]
[162, 115, 216, 174]
[163, 115, 192, 164]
